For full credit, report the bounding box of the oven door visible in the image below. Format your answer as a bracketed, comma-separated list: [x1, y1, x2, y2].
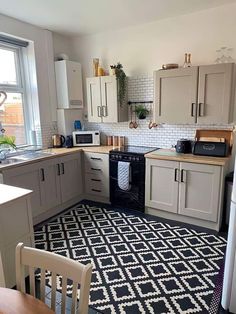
[109, 158, 145, 211]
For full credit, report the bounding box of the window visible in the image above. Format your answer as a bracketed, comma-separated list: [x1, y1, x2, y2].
[0, 42, 28, 146]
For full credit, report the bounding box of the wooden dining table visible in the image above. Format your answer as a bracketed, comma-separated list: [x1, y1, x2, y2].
[0, 288, 54, 314]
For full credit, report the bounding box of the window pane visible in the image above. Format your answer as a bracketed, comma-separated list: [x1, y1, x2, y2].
[0, 48, 18, 85]
[0, 92, 26, 145]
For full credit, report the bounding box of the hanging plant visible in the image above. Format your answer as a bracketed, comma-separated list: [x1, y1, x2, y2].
[135, 105, 149, 119]
[110, 63, 127, 106]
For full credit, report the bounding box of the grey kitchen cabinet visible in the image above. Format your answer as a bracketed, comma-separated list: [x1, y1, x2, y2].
[0, 185, 34, 288]
[59, 153, 82, 203]
[145, 158, 224, 228]
[154, 63, 234, 124]
[1, 163, 44, 218]
[178, 162, 221, 222]
[39, 158, 61, 211]
[197, 63, 234, 124]
[154, 67, 198, 124]
[86, 76, 128, 123]
[145, 159, 179, 213]
[83, 152, 109, 199]
[0, 153, 82, 219]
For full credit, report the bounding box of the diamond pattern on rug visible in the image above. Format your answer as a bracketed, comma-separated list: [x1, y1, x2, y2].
[34, 202, 226, 314]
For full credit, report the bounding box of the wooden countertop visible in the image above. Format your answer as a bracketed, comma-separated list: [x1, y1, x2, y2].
[145, 149, 230, 166]
[0, 146, 116, 170]
[0, 184, 32, 205]
[44, 145, 116, 155]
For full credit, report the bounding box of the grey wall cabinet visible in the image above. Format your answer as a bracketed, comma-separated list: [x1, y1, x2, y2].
[86, 76, 128, 123]
[154, 63, 234, 124]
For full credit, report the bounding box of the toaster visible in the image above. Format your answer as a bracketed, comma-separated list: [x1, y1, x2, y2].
[193, 141, 229, 157]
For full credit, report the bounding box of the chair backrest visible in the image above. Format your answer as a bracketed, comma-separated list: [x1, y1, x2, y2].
[15, 243, 92, 314]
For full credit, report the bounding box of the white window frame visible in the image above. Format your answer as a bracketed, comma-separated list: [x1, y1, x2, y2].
[0, 42, 31, 146]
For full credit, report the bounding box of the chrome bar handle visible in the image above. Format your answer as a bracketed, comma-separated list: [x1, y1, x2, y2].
[61, 163, 65, 175]
[40, 168, 45, 182]
[191, 103, 195, 117]
[174, 168, 179, 182]
[102, 106, 108, 117]
[57, 164, 61, 176]
[181, 169, 184, 183]
[97, 106, 102, 117]
[198, 103, 204, 117]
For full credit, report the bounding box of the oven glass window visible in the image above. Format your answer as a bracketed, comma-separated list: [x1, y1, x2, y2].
[76, 134, 93, 144]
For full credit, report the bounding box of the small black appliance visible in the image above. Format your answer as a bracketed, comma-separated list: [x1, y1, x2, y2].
[193, 141, 229, 157]
[175, 139, 192, 154]
[65, 135, 73, 148]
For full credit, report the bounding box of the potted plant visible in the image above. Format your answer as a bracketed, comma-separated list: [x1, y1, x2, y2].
[0, 135, 16, 149]
[134, 105, 149, 119]
[110, 63, 127, 106]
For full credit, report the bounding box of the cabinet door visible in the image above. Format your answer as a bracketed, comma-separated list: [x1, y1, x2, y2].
[179, 162, 221, 222]
[59, 154, 82, 203]
[66, 61, 83, 108]
[101, 76, 118, 123]
[2, 164, 43, 217]
[154, 67, 198, 124]
[145, 159, 179, 213]
[86, 77, 102, 122]
[40, 159, 61, 211]
[197, 63, 234, 124]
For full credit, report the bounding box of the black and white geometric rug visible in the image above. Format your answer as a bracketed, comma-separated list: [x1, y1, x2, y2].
[34, 201, 227, 314]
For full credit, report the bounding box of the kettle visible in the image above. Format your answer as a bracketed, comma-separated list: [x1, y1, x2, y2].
[52, 134, 65, 148]
[175, 139, 193, 154]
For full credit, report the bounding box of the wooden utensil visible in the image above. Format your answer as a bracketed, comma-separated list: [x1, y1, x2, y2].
[129, 105, 134, 129]
[133, 105, 138, 129]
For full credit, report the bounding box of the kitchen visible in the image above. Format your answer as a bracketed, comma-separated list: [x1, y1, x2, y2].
[0, 1, 236, 313]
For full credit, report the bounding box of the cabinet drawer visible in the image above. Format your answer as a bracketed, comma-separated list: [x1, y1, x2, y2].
[85, 173, 109, 197]
[84, 152, 109, 174]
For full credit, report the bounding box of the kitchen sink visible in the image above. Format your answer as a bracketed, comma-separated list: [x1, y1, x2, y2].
[0, 158, 22, 165]
[0, 151, 56, 165]
[11, 151, 55, 161]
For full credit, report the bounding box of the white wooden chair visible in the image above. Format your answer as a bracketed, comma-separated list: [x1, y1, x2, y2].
[15, 243, 93, 314]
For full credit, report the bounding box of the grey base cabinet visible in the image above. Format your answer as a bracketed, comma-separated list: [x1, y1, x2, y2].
[145, 158, 225, 229]
[0, 188, 34, 288]
[83, 152, 109, 200]
[178, 162, 221, 222]
[0, 153, 82, 220]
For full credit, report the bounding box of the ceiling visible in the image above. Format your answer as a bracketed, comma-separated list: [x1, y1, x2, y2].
[0, 0, 235, 36]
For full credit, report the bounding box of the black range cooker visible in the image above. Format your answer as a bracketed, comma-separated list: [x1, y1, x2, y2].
[109, 146, 158, 212]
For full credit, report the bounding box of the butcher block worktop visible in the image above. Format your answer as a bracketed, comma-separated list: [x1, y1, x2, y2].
[44, 145, 115, 155]
[145, 149, 230, 166]
[0, 146, 116, 170]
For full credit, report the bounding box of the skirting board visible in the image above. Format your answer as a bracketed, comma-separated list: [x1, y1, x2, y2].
[33, 195, 83, 225]
[145, 206, 220, 231]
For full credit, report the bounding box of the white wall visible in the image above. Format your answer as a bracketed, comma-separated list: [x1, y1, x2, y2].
[53, 32, 74, 61]
[71, 3, 236, 78]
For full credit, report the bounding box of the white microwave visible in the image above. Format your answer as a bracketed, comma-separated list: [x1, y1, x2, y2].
[72, 130, 100, 146]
